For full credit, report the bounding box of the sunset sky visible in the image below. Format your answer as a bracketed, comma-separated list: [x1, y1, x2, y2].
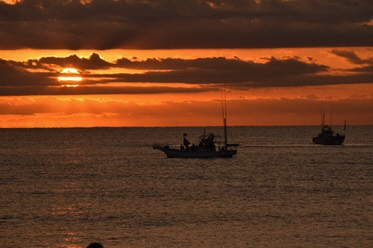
[1, 0, 372, 127]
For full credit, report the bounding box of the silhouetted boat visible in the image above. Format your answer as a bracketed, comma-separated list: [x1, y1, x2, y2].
[312, 113, 345, 145]
[153, 131, 238, 158]
[153, 89, 238, 158]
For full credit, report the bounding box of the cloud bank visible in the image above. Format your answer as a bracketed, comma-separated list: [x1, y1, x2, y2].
[1, 49, 373, 96]
[0, 0, 373, 50]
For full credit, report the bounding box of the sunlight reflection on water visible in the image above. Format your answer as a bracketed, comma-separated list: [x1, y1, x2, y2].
[1, 127, 372, 247]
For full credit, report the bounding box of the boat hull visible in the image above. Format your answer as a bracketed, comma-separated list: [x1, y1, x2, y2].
[153, 145, 237, 158]
[312, 135, 345, 145]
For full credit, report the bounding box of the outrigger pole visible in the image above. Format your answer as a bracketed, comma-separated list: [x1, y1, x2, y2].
[344, 120, 347, 131]
[320, 112, 325, 132]
[221, 86, 228, 148]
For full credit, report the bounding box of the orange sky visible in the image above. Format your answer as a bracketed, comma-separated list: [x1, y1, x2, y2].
[1, 48, 372, 127]
[1, 1, 372, 127]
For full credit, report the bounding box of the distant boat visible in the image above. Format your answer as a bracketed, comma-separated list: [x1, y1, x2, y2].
[153, 89, 239, 158]
[312, 113, 345, 145]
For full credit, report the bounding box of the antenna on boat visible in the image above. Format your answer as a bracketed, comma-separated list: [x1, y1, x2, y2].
[330, 101, 334, 126]
[319, 99, 324, 131]
[221, 86, 228, 148]
[344, 120, 347, 131]
[321, 112, 325, 132]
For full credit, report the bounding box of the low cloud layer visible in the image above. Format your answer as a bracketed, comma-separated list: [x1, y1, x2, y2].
[1, 95, 372, 127]
[1, 0, 373, 50]
[1, 49, 373, 96]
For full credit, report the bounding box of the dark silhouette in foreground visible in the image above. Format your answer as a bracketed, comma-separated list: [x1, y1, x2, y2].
[87, 243, 103, 248]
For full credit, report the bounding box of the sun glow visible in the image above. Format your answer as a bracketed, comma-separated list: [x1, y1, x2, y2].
[58, 68, 83, 86]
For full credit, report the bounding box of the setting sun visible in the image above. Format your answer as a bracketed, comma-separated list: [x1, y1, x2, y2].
[58, 68, 82, 86]
[1, 1, 372, 248]
[0, 1, 372, 128]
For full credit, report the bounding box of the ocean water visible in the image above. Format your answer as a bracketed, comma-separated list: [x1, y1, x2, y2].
[1, 126, 372, 248]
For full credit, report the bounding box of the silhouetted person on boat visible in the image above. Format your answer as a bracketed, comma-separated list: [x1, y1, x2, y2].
[87, 242, 103, 248]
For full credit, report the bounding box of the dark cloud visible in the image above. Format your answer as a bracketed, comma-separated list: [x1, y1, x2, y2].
[1, 52, 373, 96]
[109, 56, 330, 86]
[330, 49, 373, 65]
[0, 0, 372, 49]
[0, 59, 55, 86]
[329, 49, 373, 73]
[39, 53, 112, 70]
[350, 65, 373, 73]
[0, 85, 212, 96]
[118, 56, 328, 75]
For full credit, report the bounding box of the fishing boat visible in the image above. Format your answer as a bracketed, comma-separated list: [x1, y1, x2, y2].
[153, 89, 239, 158]
[153, 131, 238, 158]
[312, 113, 345, 145]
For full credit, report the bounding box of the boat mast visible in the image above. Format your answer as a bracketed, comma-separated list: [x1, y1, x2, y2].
[321, 112, 325, 132]
[221, 86, 228, 148]
[344, 120, 347, 131]
[330, 101, 334, 126]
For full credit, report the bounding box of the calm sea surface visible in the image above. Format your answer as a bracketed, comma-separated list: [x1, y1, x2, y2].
[1, 126, 372, 247]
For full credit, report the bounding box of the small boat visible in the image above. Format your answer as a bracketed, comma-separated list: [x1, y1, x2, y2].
[153, 131, 239, 158]
[153, 88, 239, 158]
[312, 113, 345, 145]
